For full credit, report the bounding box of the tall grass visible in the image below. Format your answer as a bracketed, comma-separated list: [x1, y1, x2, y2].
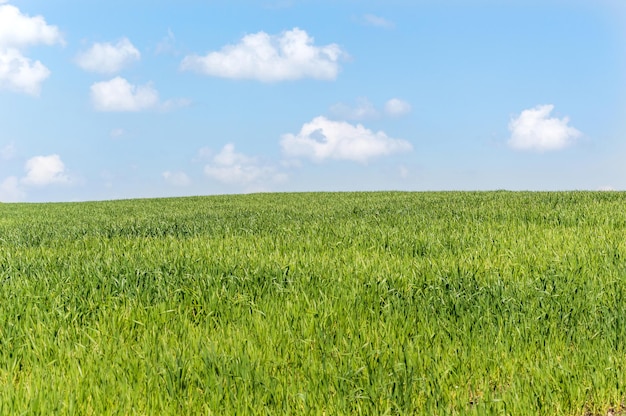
[0, 192, 625, 414]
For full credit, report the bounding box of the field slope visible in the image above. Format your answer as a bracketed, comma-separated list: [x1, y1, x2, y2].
[1, 192, 625, 415]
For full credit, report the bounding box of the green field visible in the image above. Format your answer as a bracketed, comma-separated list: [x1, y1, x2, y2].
[1, 191, 625, 415]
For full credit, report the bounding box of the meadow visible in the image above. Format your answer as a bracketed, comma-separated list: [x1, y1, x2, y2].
[0, 191, 625, 415]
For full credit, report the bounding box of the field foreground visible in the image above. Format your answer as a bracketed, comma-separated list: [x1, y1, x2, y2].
[1, 191, 625, 415]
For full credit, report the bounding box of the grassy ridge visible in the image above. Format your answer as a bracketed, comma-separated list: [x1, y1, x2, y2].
[1, 192, 625, 414]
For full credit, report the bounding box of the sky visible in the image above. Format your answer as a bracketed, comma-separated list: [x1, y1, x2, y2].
[1, 0, 625, 202]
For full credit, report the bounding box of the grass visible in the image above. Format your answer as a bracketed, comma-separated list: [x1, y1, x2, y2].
[0, 191, 625, 414]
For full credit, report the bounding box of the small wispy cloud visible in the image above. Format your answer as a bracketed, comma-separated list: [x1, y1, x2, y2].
[162, 170, 191, 187]
[384, 98, 412, 117]
[362, 14, 395, 29]
[329, 97, 411, 120]
[329, 97, 379, 120]
[110, 128, 126, 139]
[155, 29, 177, 55]
[1, 142, 15, 160]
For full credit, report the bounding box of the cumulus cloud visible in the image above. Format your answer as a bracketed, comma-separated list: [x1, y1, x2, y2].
[162, 171, 191, 187]
[203, 144, 286, 186]
[0, 4, 62, 95]
[508, 104, 582, 152]
[76, 38, 140, 74]
[91, 77, 188, 112]
[21, 154, 70, 186]
[181, 28, 344, 82]
[91, 77, 159, 112]
[281, 116, 412, 163]
[362, 14, 395, 28]
[0, 4, 63, 48]
[0, 176, 25, 202]
[384, 98, 412, 116]
[0, 48, 50, 95]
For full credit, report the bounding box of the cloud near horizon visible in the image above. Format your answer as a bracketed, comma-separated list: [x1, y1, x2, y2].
[203, 144, 286, 187]
[508, 105, 582, 152]
[0, 176, 25, 202]
[162, 170, 191, 187]
[281, 116, 412, 163]
[21, 154, 70, 186]
[181, 28, 345, 82]
[0, 153, 72, 201]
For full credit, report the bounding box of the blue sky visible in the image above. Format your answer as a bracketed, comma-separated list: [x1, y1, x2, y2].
[1, 0, 625, 202]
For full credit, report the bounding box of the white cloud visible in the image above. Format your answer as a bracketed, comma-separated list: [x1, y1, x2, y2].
[91, 77, 159, 112]
[0, 4, 63, 48]
[329, 97, 379, 120]
[21, 154, 69, 186]
[0, 48, 50, 95]
[203, 144, 286, 186]
[0, 176, 26, 202]
[281, 116, 413, 163]
[76, 38, 140, 74]
[508, 104, 582, 152]
[181, 28, 344, 82]
[362, 14, 395, 29]
[384, 98, 412, 116]
[0, 4, 63, 95]
[162, 171, 191, 187]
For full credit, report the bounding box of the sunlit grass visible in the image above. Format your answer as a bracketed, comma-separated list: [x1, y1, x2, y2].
[1, 191, 625, 414]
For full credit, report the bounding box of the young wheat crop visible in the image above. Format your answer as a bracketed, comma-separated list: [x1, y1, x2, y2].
[0, 191, 624, 414]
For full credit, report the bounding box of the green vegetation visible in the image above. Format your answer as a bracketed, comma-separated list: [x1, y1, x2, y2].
[1, 191, 625, 415]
